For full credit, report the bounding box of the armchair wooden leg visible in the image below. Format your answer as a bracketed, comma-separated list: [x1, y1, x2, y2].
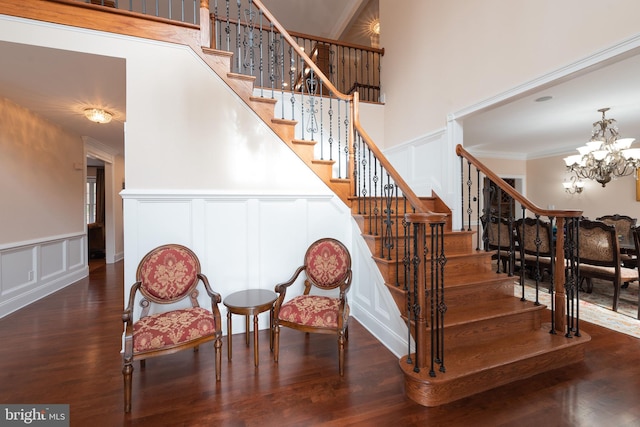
[273, 325, 280, 363]
[123, 362, 133, 413]
[338, 332, 345, 376]
[214, 338, 222, 381]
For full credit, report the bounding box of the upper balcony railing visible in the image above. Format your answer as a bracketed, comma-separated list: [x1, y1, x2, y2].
[82, 0, 383, 103]
[82, 0, 201, 24]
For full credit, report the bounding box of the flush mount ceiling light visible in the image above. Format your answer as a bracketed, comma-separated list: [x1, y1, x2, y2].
[84, 108, 113, 124]
[564, 108, 640, 187]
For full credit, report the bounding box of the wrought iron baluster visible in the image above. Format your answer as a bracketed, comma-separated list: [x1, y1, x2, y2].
[435, 223, 447, 374]
[406, 230, 414, 365]
[288, 46, 295, 120]
[319, 80, 324, 159]
[401, 198, 408, 289]
[299, 53, 305, 140]
[354, 132, 362, 212]
[412, 222, 421, 373]
[257, 9, 263, 94]
[341, 99, 348, 178]
[326, 94, 334, 163]
[305, 69, 319, 141]
[235, 0, 241, 72]
[547, 216, 556, 333]
[394, 186, 400, 286]
[383, 174, 395, 260]
[466, 160, 472, 232]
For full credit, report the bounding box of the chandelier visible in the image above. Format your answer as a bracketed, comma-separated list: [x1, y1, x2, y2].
[563, 108, 640, 187]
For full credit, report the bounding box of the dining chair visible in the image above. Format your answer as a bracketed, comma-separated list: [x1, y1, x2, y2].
[575, 220, 638, 313]
[482, 215, 517, 275]
[596, 214, 637, 268]
[514, 217, 554, 288]
[632, 226, 640, 319]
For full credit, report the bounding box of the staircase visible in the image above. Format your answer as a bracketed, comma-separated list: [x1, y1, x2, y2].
[195, 43, 590, 406]
[12, 0, 588, 407]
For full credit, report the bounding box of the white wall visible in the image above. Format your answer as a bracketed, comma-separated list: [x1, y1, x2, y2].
[380, 0, 640, 149]
[0, 98, 85, 242]
[0, 96, 88, 317]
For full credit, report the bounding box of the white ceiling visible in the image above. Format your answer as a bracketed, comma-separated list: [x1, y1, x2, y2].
[2, 2, 640, 163]
[462, 49, 640, 160]
[0, 40, 126, 155]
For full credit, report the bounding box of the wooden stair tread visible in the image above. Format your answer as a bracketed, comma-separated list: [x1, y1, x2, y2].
[201, 46, 233, 58]
[401, 326, 590, 382]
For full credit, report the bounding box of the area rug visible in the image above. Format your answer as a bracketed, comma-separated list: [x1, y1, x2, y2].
[514, 279, 640, 339]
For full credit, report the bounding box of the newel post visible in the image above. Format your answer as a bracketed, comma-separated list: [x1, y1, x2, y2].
[200, 0, 210, 48]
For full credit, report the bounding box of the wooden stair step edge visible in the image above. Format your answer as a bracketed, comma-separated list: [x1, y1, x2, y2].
[439, 298, 547, 349]
[399, 327, 591, 407]
[373, 251, 496, 285]
[441, 274, 519, 303]
[404, 297, 547, 348]
[385, 273, 517, 307]
[361, 231, 476, 257]
[200, 47, 233, 74]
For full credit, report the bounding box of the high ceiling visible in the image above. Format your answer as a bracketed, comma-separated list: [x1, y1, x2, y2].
[2, 1, 640, 162]
[463, 49, 640, 160]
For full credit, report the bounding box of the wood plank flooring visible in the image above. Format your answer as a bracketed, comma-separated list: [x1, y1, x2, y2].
[0, 260, 639, 426]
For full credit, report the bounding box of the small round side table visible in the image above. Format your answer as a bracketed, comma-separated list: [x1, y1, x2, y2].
[223, 289, 277, 367]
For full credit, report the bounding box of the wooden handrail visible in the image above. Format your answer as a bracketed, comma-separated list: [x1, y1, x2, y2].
[456, 144, 582, 219]
[251, 0, 351, 102]
[353, 101, 446, 220]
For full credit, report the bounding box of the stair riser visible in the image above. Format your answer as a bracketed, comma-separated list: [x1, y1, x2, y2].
[374, 254, 494, 284]
[444, 280, 517, 306]
[363, 233, 475, 258]
[436, 310, 544, 351]
[386, 280, 517, 316]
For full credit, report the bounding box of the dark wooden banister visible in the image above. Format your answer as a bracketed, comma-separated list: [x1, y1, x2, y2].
[456, 144, 582, 219]
[456, 143, 583, 333]
[354, 100, 447, 221]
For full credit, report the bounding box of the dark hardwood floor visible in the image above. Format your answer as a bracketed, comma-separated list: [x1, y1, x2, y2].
[1, 259, 639, 426]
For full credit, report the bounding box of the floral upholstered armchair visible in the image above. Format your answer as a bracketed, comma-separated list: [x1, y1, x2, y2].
[272, 238, 352, 376]
[121, 244, 222, 413]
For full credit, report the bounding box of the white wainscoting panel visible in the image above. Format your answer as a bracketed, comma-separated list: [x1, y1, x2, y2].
[0, 234, 88, 318]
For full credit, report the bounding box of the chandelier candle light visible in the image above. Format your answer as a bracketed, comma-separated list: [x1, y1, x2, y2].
[564, 108, 640, 187]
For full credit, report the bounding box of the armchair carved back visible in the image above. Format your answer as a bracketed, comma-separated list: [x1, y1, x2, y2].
[515, 217, 553, 256]
[135, 244, 203, 316]
[577, 220, 619, 267]
[303, 238, 352, 293]
[596, 214, 637, 243]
